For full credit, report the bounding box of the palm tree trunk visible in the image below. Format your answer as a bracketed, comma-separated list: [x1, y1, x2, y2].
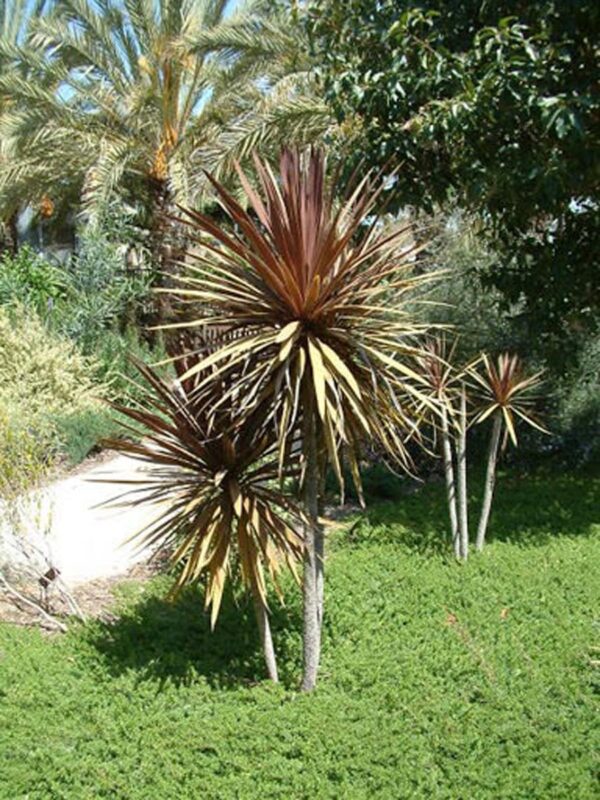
[457, 386, 469, 560]
[476, 413, 502, 551]
[7, 211, 19, 255]
[146, 176, 182, 335]
[301, 411, 322, 692]
[1, 210, 19, 255]
[441, 405, 460, 558]
[251, 589, 279, 683]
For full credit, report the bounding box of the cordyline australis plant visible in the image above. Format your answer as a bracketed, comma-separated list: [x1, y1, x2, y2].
[103, 356, 304, 683]
[165, 148, 437, 690]
[469, 353, 547, 551]
[417, 336, 466, 559]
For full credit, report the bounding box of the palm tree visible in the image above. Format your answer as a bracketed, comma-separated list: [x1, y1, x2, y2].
[162, 148, 437, 689]
[186, 7, 333, 200]
[104, 355, 304, 682]
[0, 0, 332, 255]
[469, 353, 546, 550]
[418, 337, 464, 557]
[0, 0, 51, 251]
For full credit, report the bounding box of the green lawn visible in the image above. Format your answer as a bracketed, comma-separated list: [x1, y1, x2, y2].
[1, 470, 598, 799]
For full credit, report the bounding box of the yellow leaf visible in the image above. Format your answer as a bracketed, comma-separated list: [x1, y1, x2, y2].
[307, 337, 328, 421]
[275, 320, 300, 343]
[317, 339, 362, 399]
[228, 479, 243, 517]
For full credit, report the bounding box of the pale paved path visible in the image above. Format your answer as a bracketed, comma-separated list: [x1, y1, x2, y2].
[1, 454, 158, 586]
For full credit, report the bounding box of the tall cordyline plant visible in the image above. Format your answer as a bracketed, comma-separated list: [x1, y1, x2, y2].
[417, 337, 463, 558]
[165, 148, 437, 690]
[103, 355, 304, 683]
[469, 353, 546, 550]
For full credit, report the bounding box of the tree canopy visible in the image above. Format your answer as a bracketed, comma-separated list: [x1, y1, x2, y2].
[308, 0, 600, 365]
[0, 0, 330, 222]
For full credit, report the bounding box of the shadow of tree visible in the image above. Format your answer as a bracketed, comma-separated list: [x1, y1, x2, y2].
[345, 470, 599, 554]
[86, 585, 302, 690]
[86, 470, 597, 687]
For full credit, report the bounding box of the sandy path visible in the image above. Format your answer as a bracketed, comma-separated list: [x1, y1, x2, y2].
[1, 454, 159, 586]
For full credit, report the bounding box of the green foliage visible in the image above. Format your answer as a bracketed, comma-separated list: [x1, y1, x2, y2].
[0, 470, 597, 798]
[555, 333, 600, 464]
[0, 305, 98, 420]
[90, 326, 167, 404]
[0, 400, 50, 499]
[52, 210, 151, 355]
[0, 244, 65, 313]
[52, 406, 124, 467]
[0, 305, 108, 474]
[425, 214, 529, 357]
[308, 0, 600, 365]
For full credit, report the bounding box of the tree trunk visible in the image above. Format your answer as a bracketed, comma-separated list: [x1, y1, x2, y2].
[457, 386, 469, 561]
[301, 411, 322, 692]
[441, 404, 459, 558]
[145, 176, 185, 339]
[252, 589, 279, 683]
[475, 413, 502, 551]
[315, 510, 324, 631]
[7, 211, 19, 255]
[1, 210, 19, 256]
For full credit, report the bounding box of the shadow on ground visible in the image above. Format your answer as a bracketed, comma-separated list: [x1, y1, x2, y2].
[86, 585, 302, 690]
[345, 470, 599, 555]
[86, 470, 598, 685]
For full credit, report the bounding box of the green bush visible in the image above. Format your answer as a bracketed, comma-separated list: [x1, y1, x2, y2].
[0, 401, 51, 500]
[54, 212, 151, 354]
[555, 333, 600, 464]
[0, 305, 98, 420]
[89, 325, 168, 404]
[0, 305, 108, 474]
[0, 245, 65, 314]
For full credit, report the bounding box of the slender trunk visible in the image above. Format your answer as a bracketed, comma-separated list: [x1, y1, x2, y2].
[315, 498, 324, 630]
[7, 211, 18, 255]
[251, 589, 279, 683]
[146, 177, 178, 338]
[457, 386, 469, 561]
[316, 471, 326, 629]
[475, 414, 503, 551]
[301, 411, 322, 692]
[441, 404, 459, 557]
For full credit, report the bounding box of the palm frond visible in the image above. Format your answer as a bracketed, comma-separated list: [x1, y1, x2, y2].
[104, 356, 304, 627]
[468, 352, 547, 446]
[166, 148, 439, 500]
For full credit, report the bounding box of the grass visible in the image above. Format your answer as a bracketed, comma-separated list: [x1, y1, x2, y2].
[0, 469, 598, 799]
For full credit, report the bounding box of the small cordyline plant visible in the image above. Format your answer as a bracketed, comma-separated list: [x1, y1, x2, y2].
[416, 336, 486, 560]
[104, 356, 304, 683]
[417, 336, 466, 558]
[468, 352, 547, 550]
[164, 148, 438, 690]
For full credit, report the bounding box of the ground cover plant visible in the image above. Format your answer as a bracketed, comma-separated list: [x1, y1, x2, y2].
[0, 469, 597, 799]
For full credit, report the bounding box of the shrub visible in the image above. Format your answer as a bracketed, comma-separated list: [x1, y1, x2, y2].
[0, 401, 51, 500]
[52, 210, 151, 353]
[0, 305, 98, 420]
[0, 245, 65, 314]
[555, 333, 600, 464]
[0, 306, 107, 472]
[90, 326, 168, 404]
